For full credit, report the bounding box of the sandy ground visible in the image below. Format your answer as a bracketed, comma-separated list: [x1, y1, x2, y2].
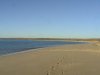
[0, 43, 100, 75]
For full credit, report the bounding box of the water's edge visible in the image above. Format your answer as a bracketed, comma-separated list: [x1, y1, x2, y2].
[0, 41, 89, 57]
[0, 40, 88, 57]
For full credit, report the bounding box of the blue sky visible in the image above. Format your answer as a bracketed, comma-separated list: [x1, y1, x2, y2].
[0, 0, 100, 38]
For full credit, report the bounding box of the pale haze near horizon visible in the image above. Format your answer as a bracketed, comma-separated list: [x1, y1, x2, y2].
[0, 0, 100, 38]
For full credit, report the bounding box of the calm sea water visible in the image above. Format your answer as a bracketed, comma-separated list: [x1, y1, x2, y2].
[0, 40, 85, 55]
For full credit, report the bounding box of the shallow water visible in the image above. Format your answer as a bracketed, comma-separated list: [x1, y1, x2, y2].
[0, 40, 85, 55]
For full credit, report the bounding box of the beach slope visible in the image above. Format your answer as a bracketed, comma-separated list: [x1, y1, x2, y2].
[0, 43, 100, 75]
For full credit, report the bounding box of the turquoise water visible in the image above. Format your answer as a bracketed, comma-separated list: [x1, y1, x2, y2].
[0, 40, 85, 55]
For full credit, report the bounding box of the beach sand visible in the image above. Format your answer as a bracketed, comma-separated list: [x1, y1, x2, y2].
[0, 43, 100, 75]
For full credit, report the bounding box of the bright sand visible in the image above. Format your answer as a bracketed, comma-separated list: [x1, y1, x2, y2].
[0, 43, 100, 75]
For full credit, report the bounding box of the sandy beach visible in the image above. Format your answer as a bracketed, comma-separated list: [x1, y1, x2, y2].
[0, 42, 100, 75]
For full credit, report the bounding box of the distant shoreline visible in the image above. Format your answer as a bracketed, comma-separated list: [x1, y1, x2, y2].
[0, 38, 99, 42]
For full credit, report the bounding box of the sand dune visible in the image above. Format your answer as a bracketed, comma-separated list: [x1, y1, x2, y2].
[0, 43, 100, 75]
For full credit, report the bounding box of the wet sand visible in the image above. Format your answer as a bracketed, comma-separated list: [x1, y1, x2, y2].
[0, 43, 100, 75]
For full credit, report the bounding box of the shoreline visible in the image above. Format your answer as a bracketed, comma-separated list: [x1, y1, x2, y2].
[0, 41, 88, 57]
[0, 47, 43, 57]
[0, 42, 100, 75]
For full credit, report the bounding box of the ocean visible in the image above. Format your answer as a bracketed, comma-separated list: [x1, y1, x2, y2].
[0, 40, 85, 55]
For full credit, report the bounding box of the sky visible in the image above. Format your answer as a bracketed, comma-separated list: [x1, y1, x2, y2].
[0, 0, 100, 38]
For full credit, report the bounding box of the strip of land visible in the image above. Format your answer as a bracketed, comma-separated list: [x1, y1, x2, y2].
[0, 42, 100, 75]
